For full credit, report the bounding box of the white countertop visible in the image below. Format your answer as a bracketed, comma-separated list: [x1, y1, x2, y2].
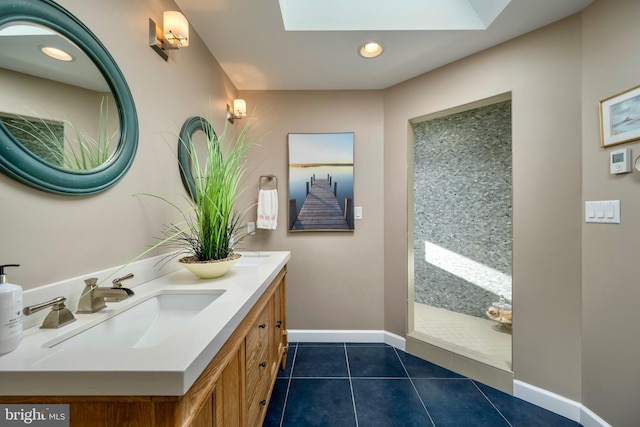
[0, 251, 290, 396]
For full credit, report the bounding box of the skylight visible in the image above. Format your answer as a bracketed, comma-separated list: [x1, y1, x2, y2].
[278, 0, 511, 31]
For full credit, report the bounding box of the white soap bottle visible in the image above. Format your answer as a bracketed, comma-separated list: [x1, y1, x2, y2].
[0, 264, 23, 354]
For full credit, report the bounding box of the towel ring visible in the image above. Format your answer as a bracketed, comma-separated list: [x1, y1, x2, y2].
[259, 175, 277, 190]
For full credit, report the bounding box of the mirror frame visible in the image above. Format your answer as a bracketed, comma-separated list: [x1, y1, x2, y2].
[0, 0, 138, 195]
[178, 116, 216, 200]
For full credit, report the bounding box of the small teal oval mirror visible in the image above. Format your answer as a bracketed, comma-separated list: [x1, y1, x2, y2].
[178, 116, 217, 200]
[0, 0, 138, 195]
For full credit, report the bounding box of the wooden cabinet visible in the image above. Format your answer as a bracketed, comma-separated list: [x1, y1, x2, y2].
[0, 265, 288, 427]
[245, 267, 288, 427]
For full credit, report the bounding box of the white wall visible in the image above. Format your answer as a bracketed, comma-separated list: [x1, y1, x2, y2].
[581, 0, 640, 425]
[236, 90, 386, 331]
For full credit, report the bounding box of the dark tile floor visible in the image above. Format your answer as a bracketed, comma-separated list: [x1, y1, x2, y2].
[263, 343, 582, 427]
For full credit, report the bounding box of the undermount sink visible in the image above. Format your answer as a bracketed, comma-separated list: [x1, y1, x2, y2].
[235, 253, 271, 266]
[47, 291, 225, 350]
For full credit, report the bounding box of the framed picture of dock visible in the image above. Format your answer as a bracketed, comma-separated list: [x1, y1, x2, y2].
[288, 133, 354, 232]
[600, 85, 640, 147]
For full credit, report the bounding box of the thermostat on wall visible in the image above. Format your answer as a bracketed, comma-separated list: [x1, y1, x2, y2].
[610, 148, 631, 174]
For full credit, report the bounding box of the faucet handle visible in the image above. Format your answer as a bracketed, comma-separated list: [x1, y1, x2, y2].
[23, 296, 76, 329]
[111, 273, 135, 296]
[112, 273, 134, 288]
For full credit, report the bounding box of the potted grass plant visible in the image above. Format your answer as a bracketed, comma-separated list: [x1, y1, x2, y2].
[143, 116, 256, 278]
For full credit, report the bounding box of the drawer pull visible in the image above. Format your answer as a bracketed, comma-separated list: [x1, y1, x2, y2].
[259, 361, 267, 368]
[276, 320, 282, 328]
[259, 323, 266, 329]
[260, 400, 267, 406]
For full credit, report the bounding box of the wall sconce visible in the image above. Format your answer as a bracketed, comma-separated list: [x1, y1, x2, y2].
[149, 11, 189, 61]
[227, 99, 247, 124]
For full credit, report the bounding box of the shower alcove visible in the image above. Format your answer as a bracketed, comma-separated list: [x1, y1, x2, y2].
[406, 94, 514, 393]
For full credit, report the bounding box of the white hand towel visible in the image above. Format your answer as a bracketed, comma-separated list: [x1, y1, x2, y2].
[257, 189, 278, 230]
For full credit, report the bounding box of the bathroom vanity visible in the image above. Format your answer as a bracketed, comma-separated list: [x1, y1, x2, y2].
[0, 251, 290, 427]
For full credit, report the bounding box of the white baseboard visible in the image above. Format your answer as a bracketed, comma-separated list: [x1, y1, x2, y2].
[383, 331, 406, 350]
[287, 329, 405, 351]
[288, 330, 610, 426]
[580, 404, 612, 427]
[513, 380, 581, 422]
[514, 380, 611, 427]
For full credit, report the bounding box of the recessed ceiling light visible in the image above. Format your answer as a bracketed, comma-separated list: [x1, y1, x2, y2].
[40, 46, 73, 62]
[359, 41, 383, 59]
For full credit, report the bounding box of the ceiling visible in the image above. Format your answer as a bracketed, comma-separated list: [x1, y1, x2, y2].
[0, 24, 107, 92]
[174, 0, 593, 91]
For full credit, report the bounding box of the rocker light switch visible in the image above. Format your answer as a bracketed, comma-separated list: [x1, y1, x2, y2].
[354, 207, 363, 220]
[585, 200, 620, 224]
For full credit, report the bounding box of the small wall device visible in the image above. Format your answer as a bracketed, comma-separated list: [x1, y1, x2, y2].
[610, 148, 631, 174]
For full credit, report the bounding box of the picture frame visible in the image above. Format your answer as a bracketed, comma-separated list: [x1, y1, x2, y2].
[599, 84, 640, 147]
[288, 132, 354, 232]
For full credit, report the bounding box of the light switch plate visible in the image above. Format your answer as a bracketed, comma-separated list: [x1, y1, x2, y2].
[585, 200, 620, 223]
[354, 206, 363, 220]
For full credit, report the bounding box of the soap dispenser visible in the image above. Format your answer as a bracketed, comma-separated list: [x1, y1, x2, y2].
[0, 264, 22, 354]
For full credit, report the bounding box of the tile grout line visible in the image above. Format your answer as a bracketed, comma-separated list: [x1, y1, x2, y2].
[471, 379, 514, 427]
[344, 343, 360, 427]
[289, 375, 472, 380]
[393, 347, 437, 427]
[290, 376, 350, 379]
[278, 343, 298, 427]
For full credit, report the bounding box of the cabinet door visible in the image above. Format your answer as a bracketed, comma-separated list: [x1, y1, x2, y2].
[215, 347, 244, 427]
[190, 393, 214, 427]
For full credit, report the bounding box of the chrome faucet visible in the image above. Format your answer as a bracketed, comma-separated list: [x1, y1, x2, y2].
[77, 277, 131, 314]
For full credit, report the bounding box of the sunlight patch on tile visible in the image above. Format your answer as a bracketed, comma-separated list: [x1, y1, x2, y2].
[424, 241, 512, 300]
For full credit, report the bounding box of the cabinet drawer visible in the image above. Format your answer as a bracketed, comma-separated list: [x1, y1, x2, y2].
[246, 306, 270, 357]
[246, 304, 270, 401]
[246, 344, 269, 402]
[247, 371, 270, 427]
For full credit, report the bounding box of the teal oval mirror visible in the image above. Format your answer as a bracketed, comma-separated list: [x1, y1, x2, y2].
[0, 0, 138, 195]
[178, 116, 217, 200]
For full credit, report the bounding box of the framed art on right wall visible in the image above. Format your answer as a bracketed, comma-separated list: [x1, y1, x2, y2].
[600, 84, 640, 147]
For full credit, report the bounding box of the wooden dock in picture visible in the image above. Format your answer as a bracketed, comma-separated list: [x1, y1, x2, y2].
[290, 177, 352, 231]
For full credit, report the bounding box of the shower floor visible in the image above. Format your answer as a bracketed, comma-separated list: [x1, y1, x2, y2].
[413, 302, 512, 372]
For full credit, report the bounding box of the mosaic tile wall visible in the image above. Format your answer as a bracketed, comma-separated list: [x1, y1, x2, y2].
[413, 100, 512, 319]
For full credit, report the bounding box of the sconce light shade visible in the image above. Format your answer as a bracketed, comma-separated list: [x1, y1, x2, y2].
[233, 99, 247, 118]
[149, 11, 189, 61]
[163, 11, 189, 47]
[227, 99, 247, 124]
